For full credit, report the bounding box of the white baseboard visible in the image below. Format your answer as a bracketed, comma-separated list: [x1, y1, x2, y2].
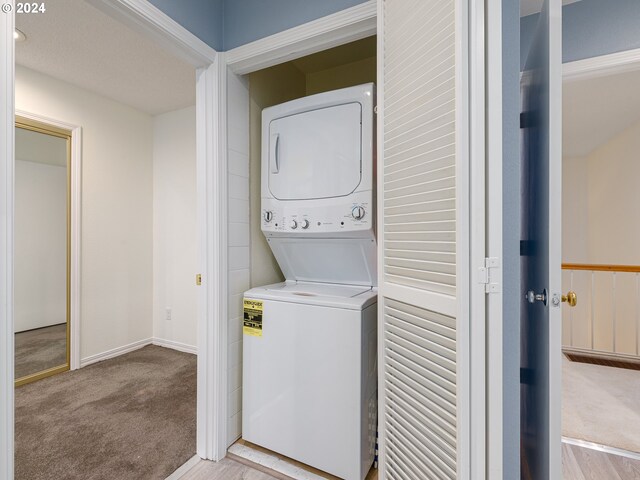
[80, 338, 153, 367]
[153, 337, 197, 355]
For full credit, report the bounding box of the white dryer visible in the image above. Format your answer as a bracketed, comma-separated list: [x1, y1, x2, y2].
[242, 83, 377, 480]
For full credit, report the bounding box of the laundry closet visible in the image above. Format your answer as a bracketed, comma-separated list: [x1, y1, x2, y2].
[230, 36, 378, 480]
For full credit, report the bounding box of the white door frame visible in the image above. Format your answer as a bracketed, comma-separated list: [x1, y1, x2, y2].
[14, 110, 82, 372]
[0, 0, 226, 475]
[1, 4, 16, 477]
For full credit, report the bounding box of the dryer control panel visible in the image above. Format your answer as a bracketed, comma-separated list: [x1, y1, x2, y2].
[262, 192, 374, 236]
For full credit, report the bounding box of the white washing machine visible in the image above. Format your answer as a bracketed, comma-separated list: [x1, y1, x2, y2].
[243, 282, 377, 480]
[242, 83, 377, 480]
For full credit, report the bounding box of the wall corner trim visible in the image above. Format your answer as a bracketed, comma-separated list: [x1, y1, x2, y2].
[225, 0, 377, 75]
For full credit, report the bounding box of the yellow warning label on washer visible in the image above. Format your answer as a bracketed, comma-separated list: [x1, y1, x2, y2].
[243, 299, 263, 337]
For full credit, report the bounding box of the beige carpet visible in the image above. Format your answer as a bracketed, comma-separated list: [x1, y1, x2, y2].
[15, 345, 196, 480]
[563, 356, 640, 452]
[15, 324, 67, 379]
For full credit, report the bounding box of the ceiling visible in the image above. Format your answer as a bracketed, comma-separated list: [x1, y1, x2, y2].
[15, 127, 67, 167]
[564, 68, 640, 158]
[521, 0, 582, 17]
[16, 0, 195, 115]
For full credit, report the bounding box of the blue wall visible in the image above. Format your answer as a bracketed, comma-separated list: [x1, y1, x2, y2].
[521, 0, 640, 68]
[148, 0, 224, 51]
[224, 0, 368, 50]
[148, 0, 369, 51]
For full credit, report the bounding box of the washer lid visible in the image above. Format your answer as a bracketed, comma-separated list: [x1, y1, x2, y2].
[265, 282, 370, 297]
[245, 281, 378, 310]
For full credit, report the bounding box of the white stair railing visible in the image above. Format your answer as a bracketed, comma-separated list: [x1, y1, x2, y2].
[562, 264, 640, 359]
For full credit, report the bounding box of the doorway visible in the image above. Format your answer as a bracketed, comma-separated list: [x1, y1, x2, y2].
[561, 65, 640, 460]
[224, 37, 379, 480]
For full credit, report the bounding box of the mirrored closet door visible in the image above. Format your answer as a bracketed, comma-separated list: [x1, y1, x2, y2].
[14, 117, 70, 386]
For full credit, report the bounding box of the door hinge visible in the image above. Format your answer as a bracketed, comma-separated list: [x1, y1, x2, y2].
[478, 257, 500, 294]
[196, 274, 202, 286]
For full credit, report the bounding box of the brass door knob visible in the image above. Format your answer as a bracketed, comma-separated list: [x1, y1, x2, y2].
[562, 291, 577, 307]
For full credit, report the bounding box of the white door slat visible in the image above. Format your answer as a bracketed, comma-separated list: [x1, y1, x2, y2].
[385, 209, 456, 224]
[384, 176, 455, 200]
[384, 144, 455, 178]
[384, 231, 456, 242]
[387, 418, 456, 477]
[386, 301, 456, 338]
[385, 155, 455, 185]
[384, 187, 455, 208]
[387, 321, 456, 362]
[385, 220, 456, 233]
[386, 28, 455, 87]
[384, 0, 450, 59]
[385, 267, 455, 288]
[384, 249, 455, 264]
[386, 430, 449, 480]
[385, 198, 455, 216]
[387, 358, 457, 425]
[386, 257, 455, 276]
[386, 353, 456, 411]
[385, 273, 456, 297]
[385, 241, 456, 253]
[386, 388, 457, 456]
[385, 83, 455, 132]
[386, 330, 456, 383]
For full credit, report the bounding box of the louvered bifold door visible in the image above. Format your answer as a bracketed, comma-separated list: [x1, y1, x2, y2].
[378, 0, 469, 478]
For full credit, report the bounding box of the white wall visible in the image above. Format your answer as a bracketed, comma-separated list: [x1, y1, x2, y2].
[152, 106, 197, 351]
[563, 120, 640, 266]
[586, 120, 640, 265]
[16, 65, 154, 362]
[14, 160, 67, 332]
[562, 156, 589, 263]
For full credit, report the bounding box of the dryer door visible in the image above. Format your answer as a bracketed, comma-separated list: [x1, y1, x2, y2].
[267, 102, 362, 200]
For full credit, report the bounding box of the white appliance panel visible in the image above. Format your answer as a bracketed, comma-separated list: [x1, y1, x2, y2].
[249, 281, 377, 309]
[268, 103, 362, 201]
[261, 190, 373, 236]
[242, 294, 377, 480]
[267, 237, 377, 286]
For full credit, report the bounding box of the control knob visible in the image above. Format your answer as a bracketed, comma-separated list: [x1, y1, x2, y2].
[300, 219, 310, 229]
[289, 219, 298, 229]
[263, 211, 273, 223]
[351, 206, 366, 220]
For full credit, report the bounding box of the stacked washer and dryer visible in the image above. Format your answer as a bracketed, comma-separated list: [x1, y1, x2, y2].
[242, 83, 377, 480]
